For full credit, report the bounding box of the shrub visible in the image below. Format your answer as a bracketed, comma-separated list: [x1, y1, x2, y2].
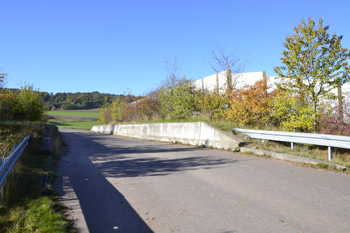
[270, 90, 315, 132]
[16, 84, 46, 121]
[195, 89, 226, 120]
[0, 94, 17, 120]
[0, 84, 46, 122]
[158, 77, 196, 119]
[319, 92, 350, 136]
[226, 78, 274, 128]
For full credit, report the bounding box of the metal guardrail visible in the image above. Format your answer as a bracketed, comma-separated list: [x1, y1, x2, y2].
[233, 128, 350, 161]
[0, 135, 30, 192]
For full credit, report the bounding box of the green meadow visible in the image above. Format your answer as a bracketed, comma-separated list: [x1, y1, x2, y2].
[46, 111, 100, 117]
[49, 118, 98, 130]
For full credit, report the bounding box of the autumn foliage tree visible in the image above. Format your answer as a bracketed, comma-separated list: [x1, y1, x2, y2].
[226, 78, 275, 128]
[274, 17, 350, 133]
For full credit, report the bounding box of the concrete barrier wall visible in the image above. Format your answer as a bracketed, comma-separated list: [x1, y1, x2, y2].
[91, 122, 246, 150]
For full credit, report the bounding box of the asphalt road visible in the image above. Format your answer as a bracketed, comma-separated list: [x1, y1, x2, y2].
[53, 129, 350, 233]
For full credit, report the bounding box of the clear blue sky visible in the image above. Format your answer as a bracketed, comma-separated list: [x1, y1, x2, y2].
[1, 0, 349, 96]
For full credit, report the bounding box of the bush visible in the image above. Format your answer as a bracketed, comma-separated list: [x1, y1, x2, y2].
[195, 89, 226, 120]
[319, 92, 350, 136]
[16, 84, 46, 121]
[270, 90, 315, 132]
[0, 84, 46, 122]
[226, 78, 274, 128]
[158, 77, 196, 119]
[0, 94, 17, 120]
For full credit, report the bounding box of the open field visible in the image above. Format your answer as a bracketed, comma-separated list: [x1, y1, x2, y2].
[48, 109, 100, 113]
[47, 111, 100, 118]
[49, 118, 98, 130]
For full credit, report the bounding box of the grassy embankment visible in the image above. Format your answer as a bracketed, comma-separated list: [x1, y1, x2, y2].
[47, 110, 99, 130]
[0, 122, 75, 232]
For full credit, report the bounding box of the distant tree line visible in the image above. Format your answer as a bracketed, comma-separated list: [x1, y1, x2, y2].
[2, 88, 128, 110]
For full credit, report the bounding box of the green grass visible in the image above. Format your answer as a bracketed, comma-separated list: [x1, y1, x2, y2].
[0, 123, 74, 232]
[1, 196, 74, 233]
[49, 118, 98, 130]
[46, 111, 100, 117]
[249, 138, 350, 171]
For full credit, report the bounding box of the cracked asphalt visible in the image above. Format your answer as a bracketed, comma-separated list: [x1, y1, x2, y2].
[53, 129, 350, 233]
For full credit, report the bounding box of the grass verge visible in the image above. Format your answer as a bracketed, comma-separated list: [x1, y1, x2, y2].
[247, 138, 350, 171]
[0, 122, 75, 232]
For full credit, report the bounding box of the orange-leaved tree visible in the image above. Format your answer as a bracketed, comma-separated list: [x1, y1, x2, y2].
[226, 78, 275, 128]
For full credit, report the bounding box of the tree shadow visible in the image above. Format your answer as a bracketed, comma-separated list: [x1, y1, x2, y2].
[79, 131, 239, 178]
[54, 147, 153, 232]
[54, 129, 240, 232]
[95, 156, 237, 178]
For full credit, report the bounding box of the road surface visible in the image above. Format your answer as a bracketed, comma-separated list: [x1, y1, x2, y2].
[53, 129, 350, 233]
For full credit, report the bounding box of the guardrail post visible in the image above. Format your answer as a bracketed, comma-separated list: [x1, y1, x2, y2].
[328, 147, 333, 161]
[291, 142, 294, 150]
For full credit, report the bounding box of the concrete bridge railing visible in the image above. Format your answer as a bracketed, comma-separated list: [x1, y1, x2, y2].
[92, 122, 246, 150]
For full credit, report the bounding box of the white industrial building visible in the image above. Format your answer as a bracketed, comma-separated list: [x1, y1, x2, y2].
[192, 70, 350, 95]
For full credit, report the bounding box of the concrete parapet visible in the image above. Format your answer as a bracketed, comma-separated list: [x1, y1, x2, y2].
[91, 122, 246, 150]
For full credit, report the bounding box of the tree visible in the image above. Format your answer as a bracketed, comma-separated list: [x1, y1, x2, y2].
[195, 89, 226, 120]
[158, 77, 195, 119]
[274, 17, 350, 133]
[158, 57, 196, 119]
[226, 78, 275, 128]
[0, 67, 8, 89]
[207, 42, 249, 92]
[135, 89, 161, 120]
[270, 90, 315, 132]
[17, 84, 46, 121]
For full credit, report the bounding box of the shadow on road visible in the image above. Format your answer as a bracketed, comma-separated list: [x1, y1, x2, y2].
[82, 132, 238, 178]
[54, 130, 239, 233]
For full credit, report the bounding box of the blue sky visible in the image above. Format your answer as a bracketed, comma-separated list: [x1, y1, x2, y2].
[1, 0, 349, 95]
